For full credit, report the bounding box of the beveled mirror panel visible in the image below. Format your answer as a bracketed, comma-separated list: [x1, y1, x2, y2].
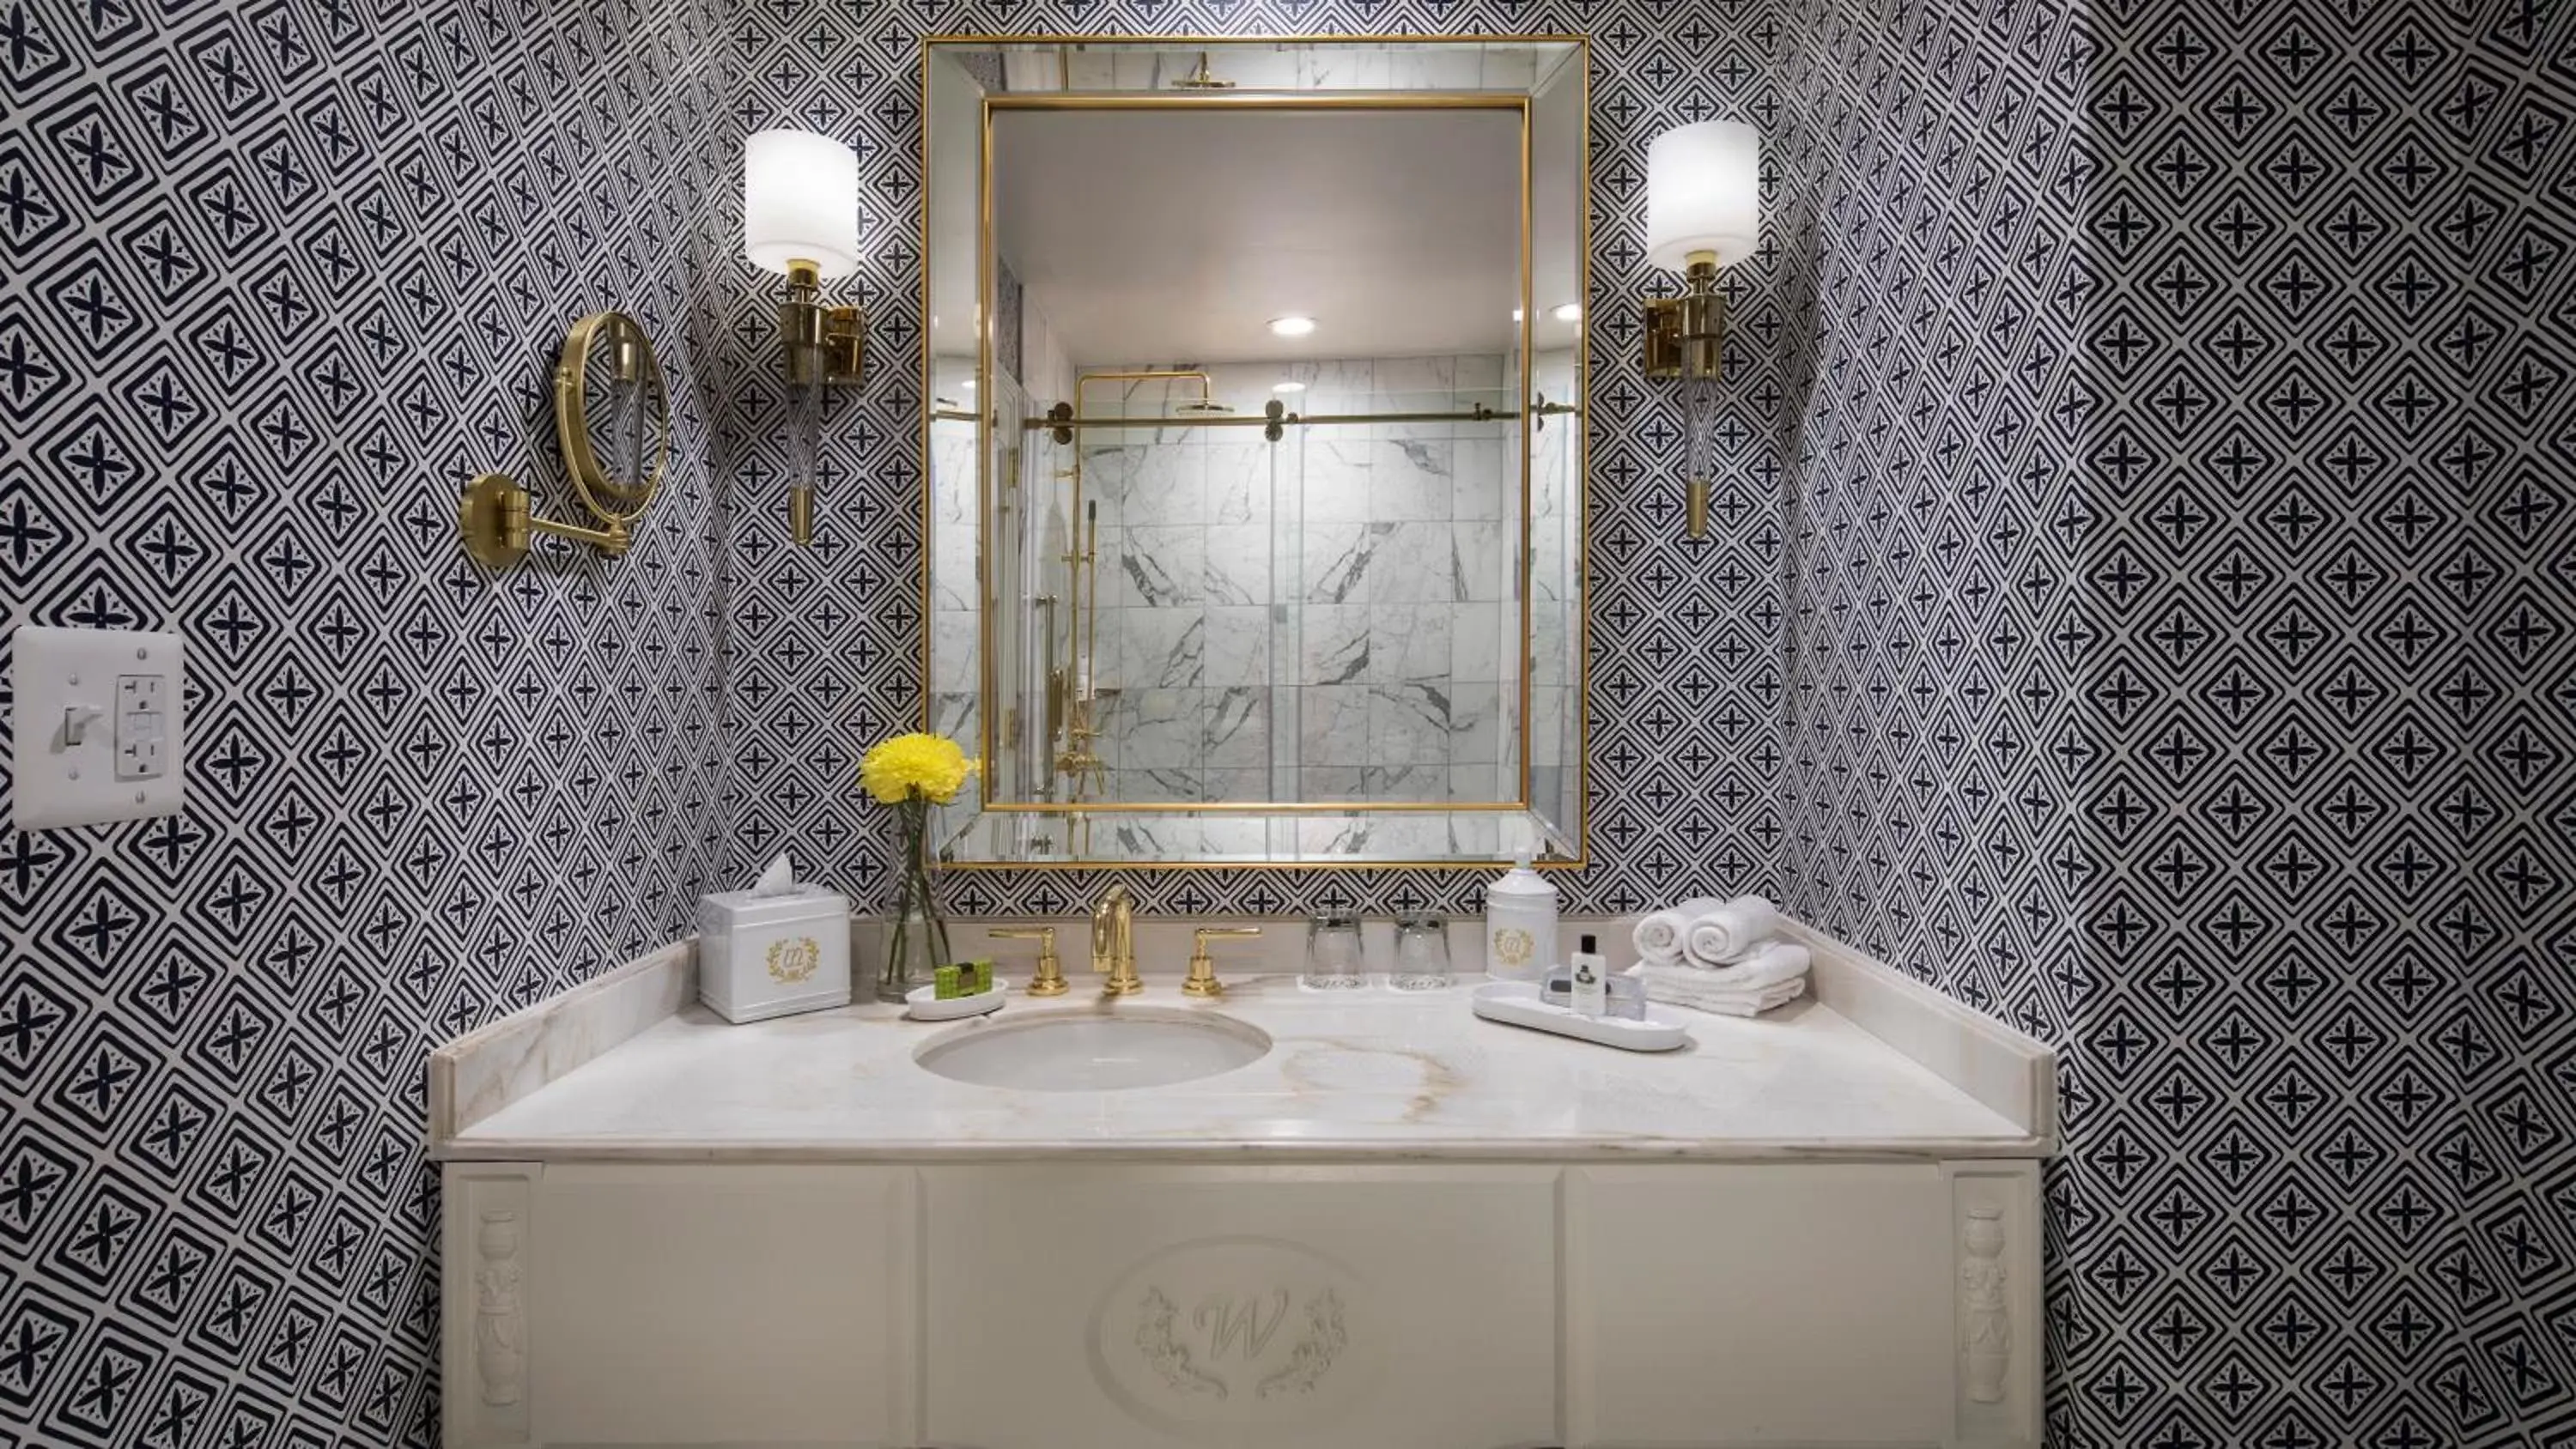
[925, 38, 1587, 868]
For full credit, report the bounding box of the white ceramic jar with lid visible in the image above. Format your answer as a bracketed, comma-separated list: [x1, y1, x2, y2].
[1483, 850, 1558, 982]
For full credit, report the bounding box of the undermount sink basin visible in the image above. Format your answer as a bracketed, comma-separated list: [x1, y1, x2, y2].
[914, 1008, 1272, 1091]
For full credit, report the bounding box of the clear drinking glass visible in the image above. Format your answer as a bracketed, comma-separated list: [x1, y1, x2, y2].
[1303, 912, 1366, 990]
[1390, 913, 1454, 991]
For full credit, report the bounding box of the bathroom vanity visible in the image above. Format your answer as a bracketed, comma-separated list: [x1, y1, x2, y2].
[430, 922, 2054, 1448]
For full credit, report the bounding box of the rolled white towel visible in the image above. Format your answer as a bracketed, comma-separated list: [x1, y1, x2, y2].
[1631, 897, 1725, 967]
[1681, 895, 1782, 967]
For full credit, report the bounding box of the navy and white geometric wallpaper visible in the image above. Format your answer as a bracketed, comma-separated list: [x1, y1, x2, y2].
[5, 0, 2573, 1446]
[0, 0, 732, 1442]
[2068, 3, 2576, 1444]
[1769, 0, 2576, 1443]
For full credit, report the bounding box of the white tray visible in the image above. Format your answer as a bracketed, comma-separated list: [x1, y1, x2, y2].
[1471, 981, 1692, 1052]
[904, 979, 1009, 1022]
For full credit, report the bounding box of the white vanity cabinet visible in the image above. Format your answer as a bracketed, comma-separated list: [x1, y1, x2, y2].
[440, 1158, 2041, 1449]
[430, 932, 2056, 1449]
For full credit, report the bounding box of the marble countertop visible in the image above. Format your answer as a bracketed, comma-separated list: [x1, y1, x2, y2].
[435, 955, 2053, 1162]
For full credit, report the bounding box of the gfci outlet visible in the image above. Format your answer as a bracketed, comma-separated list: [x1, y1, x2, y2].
[11, 625, 186, 830]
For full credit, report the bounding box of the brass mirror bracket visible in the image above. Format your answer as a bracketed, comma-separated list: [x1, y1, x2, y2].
[459, 472, 631, 566]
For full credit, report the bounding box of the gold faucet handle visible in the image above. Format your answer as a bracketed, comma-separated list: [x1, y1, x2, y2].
[989, 926, 1066, 997]
[1182, 926, 1262, 999]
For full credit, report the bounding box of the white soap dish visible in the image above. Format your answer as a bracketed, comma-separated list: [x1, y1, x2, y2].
[1471, 981, 1692, 1052]
[903, 980, 1009, 1022]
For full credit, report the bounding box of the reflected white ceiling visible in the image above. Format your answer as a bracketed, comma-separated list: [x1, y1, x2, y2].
[993, 108, 1567, 365]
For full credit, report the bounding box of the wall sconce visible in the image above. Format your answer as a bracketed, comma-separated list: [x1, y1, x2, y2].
[1642, 119, 1760, 540]
[744, 128, 864, 546]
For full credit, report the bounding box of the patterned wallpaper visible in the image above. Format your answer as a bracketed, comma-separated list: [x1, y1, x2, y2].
[1775, 0, 2576, 1444]
[2074, 3, 2575, 1444]
[724, 4, 1793, 919]
[1765, 0, 2095, 1428]
[8, 0, 2572, 1445]
[0, 0, 731, 1443]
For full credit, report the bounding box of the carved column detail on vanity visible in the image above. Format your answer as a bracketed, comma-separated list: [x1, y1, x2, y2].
[442, 1162, 538, 1447]
[475, 1210, 530, 1404]
[1945, 1161, 2042, 1447]
[1958, 1206, 2009, 1403]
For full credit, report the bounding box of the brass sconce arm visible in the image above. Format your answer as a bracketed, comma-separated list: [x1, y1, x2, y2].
[1643, 254, 1728, 539]
[775, 258, 864, 548]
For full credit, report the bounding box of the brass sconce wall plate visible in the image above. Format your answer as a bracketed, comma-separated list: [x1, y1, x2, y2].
[460, 311, 671, 567]
[778, 259, 866, 389]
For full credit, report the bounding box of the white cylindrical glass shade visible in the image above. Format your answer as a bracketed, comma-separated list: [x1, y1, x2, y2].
[1645, 120, 1760, 270]
[744, 129, 861, 277]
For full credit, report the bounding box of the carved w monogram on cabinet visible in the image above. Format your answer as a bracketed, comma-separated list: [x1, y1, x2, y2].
[1092, 1237, 1368, 1431]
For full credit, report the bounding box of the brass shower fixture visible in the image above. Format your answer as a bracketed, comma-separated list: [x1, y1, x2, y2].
[1170, 52, 1236, 89]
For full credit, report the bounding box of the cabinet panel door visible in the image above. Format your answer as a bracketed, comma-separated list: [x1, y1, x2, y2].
[531, 1165, 909, 1446]
[923, 1165, 1559, 1449]
[1568, 1165, 1951, 1447]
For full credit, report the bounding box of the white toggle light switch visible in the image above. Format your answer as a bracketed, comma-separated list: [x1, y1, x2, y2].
[11, 626, 186, 830]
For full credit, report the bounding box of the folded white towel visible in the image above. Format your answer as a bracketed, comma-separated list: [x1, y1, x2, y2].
[1632, 897, 1726, 967]
[1704, 939, 1810, 991]
[1681, 895, 1783, 967]
[1635, 941, 1810, 1002]
[1644, 974, 1807, 1019]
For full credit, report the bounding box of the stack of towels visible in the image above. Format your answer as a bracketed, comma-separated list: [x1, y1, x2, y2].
[1627, 895, 1810, 1018]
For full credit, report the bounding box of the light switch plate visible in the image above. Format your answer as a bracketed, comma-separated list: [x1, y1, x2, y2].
[11, 625, 186, 830]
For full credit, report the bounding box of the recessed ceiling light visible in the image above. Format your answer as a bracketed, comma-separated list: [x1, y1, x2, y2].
[1267, 315, 1317, 337]
[1272, 381, 1306, 393]
[1552, 302, 1583, 323]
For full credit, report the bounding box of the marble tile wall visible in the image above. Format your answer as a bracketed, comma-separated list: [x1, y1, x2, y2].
[1061, 356, 1522, 807]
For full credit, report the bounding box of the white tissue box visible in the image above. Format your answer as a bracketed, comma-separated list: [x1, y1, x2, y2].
[698, 885, 852, 1023]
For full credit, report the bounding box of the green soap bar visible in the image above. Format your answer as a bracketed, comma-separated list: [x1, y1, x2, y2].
[962, 958, 995, 994]
[933, 964, 962, 1000]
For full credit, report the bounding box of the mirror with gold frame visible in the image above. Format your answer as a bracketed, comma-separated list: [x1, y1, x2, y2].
[923, 37, 1587, 869]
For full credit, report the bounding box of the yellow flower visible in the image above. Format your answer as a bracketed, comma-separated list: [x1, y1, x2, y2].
[860, 732, 978, 805]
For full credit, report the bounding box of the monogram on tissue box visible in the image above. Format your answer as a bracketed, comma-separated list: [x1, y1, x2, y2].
[698, 884, 851, 1023]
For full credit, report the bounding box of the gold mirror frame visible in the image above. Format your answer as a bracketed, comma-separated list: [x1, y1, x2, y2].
[920, 36, 1591, 870]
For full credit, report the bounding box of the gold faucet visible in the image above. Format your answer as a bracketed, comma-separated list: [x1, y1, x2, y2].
[1091, 884, 1140, 996]
[989, 925, 1066, 997]
[1182, 925, 1261, 998]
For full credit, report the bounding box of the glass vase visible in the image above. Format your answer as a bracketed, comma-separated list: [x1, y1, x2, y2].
[878, 793, 953, 1002]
